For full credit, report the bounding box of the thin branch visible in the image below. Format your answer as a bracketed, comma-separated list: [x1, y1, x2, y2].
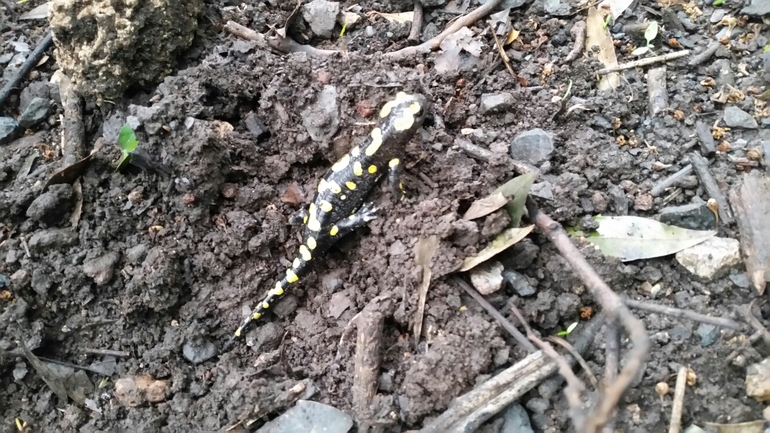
[526, 197, 650, 433]
[668, 366, 688, 433]
[650, 164, 693, 197]
[562, 20, 587, 64]
[83, 348, 130, 357]
[384, 0, 502, 60]
[0, 32, 53, 108]
[548, 335, 599, 391]
[623, 298, 744, 331]
[597, 50, 690, 75]
[408, 0, 424, 43]
[453, 276, 537, 353]
[602, 323, 620, 433]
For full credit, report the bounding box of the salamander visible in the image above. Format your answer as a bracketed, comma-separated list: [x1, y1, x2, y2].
[224, 92, 430, 350]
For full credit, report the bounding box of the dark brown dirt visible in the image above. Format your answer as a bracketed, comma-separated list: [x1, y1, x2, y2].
[2, 0, 770, 432]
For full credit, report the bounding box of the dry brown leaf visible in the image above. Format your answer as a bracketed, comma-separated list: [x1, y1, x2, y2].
[586, 6, 620, 90]
[414, 235, 439, 347]
[366, 11, 413, 24]
[463, 192, 509, 220]
[458, 226, 535, 272]
[506, 28, 520, 45]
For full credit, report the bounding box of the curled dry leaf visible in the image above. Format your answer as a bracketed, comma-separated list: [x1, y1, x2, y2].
[366, 11, 413, 24]
[457, 225, 535, 272]
[462, 192, 509, 221]
[414, 235, 440, 346]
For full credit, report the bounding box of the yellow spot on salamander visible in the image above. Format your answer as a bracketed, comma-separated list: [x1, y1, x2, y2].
[287, 269, 299, 283]
[353, 161, 363, 176]
[328, 180, 342, 194]
[408, 101, 422, 115]
[393, 114, 414, 131]
[262, 302, 270, 309]
[351, 146, 360, 157]
[340, 194, 347, 200]
[273, 281, 284, 295]
[252, 312, 262, 320]
[380, 101, 396, 118]
[299, 245, 312, 261]
[368, 165, 377, 174]
[332, 154, 350, 172]
[308, 218, 321, 231]
[320, 200, 333, 212]
[345, 181, 357, 190]
[366, 128, 383, 156]
[293, 258, 301, 268]
[307, 236, 317, 250]
[235, 328, 242, 337]
[330, 225, 339, 236]
[318, 178, 328, 193]
[389, 158, 400, 168]
[303, 215, 308, 224]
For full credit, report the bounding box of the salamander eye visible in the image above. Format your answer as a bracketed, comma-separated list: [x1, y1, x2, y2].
[415, 108, 424, 117]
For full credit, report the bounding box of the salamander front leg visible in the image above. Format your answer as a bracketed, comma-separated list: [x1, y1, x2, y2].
[289, 205, 309, 226]
[388, 158, 406, 202]
[326, 202, 380, 239]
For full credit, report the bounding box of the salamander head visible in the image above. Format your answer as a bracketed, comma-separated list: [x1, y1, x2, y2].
[378, 92, 430, 136]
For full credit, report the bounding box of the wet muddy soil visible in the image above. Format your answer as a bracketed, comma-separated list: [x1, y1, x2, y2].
[2, 0, 770, 432]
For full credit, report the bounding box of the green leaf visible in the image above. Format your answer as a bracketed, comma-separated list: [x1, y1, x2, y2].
[98, 377, 109, 389]
[493, 171, 537, 227]
[116, 151, 132, 172]
[118, 124, 139, 152]
[580, 215, 717, 262]
[644, 21, 658, 43]
[712, 0, 724, 5]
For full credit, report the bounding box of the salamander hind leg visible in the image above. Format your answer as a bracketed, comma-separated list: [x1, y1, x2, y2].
[288, 205, 309, 226]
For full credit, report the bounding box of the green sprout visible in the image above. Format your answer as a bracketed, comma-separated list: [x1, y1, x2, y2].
[98, 377, 110, 389]
[116, 123, 139, 172]
[712, 0, 724, 5]
[631, 21, 659, 57]
[557, 321, 578, 337]
[603, 14, 611, 30]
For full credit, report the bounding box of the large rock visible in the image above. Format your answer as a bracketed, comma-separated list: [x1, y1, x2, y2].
[675, 237, 741, 280]
[49, 0, 204, 104]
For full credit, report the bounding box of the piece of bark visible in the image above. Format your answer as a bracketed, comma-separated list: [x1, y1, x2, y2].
[689, 152, 733, 225]
[695, 121, 716, 156]
[647, 66, 668, 116]
[729, 173, 770, 294]
[352, 310, 384, 426]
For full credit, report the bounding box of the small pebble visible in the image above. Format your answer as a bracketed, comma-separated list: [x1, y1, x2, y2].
[182, 337, 217, 364]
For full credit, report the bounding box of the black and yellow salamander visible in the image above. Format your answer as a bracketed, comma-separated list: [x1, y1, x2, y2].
[224, 92, 430, 350]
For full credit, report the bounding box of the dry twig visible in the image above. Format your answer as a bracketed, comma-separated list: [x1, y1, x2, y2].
[223, 21, 337, 57]
[384, 0, 502, 60]
[352, 310, 384, 430]
[597, 50, 690, 75]
[623, 298, 743, 331]
[454, 276, 536, 353]
[602, 324, 620, 433]
[563, 20, 587, 64]
[0, 32, 53, 108]
[83, 348, 130, 357]
[408, 0, 424, 43]
[688, 41, 720, 66]
[526, 197, 650, 433]
[689, 152, 733, 225]
[668, 366, 688, 433]
[650, 164, 692, 197]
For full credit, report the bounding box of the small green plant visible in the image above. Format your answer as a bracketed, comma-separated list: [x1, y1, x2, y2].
[557, 321, 578, 337]
[712, 0, 724, 5]
[631, 20, 658, 56]
[117, 123, 139, 172]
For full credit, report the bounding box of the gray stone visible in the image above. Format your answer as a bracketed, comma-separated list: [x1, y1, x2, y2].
[258, 400, 353, 433]
[501, 402, 534, 433]
[28, 229, 79, 253]
[469, 261, 505, 294]
[503, 269, 536, 297]
[530, 182, 553, 200]
[509, 128, 555, 166]
[419, 0, 446, 5]
[684, 426, 706, 433]
[525, 397, 549, 414]
[31, 268, 53, 296]
[675, 237, 741, 280]
[608, 184, 629, 215]
[364, 26, 376, 37]
[0, 117, 21, 145]
[20, 82, 51, 113]
[659, 201, 716, 231]
[302, 0, 340, 39]
[723, 105, 758, 129]
[301, 85, 339, 142]
[25, 184, 74, 224]
[18, 97, 52, 128]
[0, 53, 13, 64]
[729, 272, 751, 288]
[126, 244, 148, 264]
[742, 0, 770, 16]
[480, 92, 514, 114]
[83, 252, 120, 286]
[697, 323, 719, 347]
[710, 9, 727, 23]
[182, 338, 217, 364]
[12, 362, 28, 381]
